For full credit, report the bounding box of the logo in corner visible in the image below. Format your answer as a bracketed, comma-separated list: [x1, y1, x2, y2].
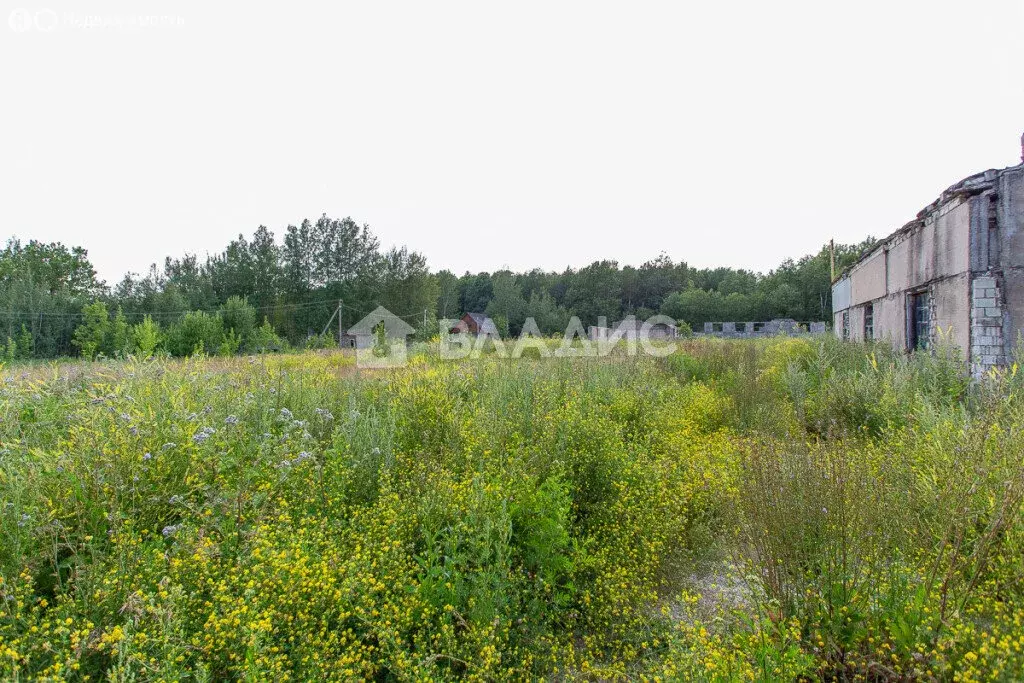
[348, 306, 415, 368]
[9, 8, 33, 32]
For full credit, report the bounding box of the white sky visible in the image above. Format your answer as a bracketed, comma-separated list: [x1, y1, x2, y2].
[3, 1, 1023, 285]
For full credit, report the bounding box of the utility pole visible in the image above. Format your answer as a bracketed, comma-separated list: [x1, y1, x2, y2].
[829, 239, 836, 282]
[338, 300, 344, 346]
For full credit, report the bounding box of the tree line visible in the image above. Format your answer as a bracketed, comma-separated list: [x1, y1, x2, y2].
[0, 217, 874, 359]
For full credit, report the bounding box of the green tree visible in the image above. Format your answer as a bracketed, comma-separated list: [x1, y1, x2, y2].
[0, 239, 103, 297]
[72, 301, 110, 359]
[0, 238, 104, 356]
[762, 283, 804, 319]
[718, 270, 757, 296]
[131, 315, 162, 358]
[248, 225, 282, 311]
[758, 238, 877, 321]
[16, 324, 33, 359]
[250, 318, 283, 353]
[166, 311, 223, 357]
[564, 260, 622, 326]
[109, 307, 131, 357]
[220, 296, 257, 348]
[162, 254, 217, 311]
[460, 273, 493, 313]
[525, 291, 569, 334]
[635, 254, 686, 312]
[486, 272, 528, 335]
[491, 314, 509, 338]
[435, 270, 460, 320]
[377, 247, 439, 341]
[720, 292, 753, 322]
[218, 328, 242, 356]
[519, 268, 557, 302]
[660, 288, 721, 328]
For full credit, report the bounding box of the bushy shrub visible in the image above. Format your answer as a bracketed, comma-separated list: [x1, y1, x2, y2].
[219, 296, 257, 348]
[249, 317, 283, 353]
[16, 324, 33, 359]
[109, 307, 131, 358]
[131, 315, 162, 357]
[303, 332, 336, 350]
[71, 300, 109, 359]
[217, 328, 241, 356]
[166, 310, 223, 356]
[734, 382, 1024, 679]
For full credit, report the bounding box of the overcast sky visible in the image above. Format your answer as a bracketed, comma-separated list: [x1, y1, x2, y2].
[3, 1, 1023, 284]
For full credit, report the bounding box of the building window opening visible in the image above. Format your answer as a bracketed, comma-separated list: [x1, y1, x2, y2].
[864, 304, 874, 342]
[910, 292, 930, 351]
[841, 311, 850, 341]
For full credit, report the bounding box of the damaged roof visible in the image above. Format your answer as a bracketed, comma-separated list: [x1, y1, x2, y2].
[834, 162, 1024, 281]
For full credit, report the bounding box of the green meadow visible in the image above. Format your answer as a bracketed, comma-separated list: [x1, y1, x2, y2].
[2, 338, 1023, 681]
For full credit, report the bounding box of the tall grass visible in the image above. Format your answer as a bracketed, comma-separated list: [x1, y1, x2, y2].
[1, 341, 1023, 680]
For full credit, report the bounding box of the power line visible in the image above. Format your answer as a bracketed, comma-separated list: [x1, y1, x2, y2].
[0, 298, 342, 320]
[340, 303, 433, 321]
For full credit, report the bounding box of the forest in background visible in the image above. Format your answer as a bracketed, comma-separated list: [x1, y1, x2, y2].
[0, 216, 875, 358]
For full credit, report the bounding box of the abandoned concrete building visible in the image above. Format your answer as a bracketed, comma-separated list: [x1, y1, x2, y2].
[831, 148, 1024, 376]
[588, 318, 678, 342]
[702, 319, 827, 337]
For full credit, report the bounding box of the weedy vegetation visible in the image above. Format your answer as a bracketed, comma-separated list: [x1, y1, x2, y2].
[1, 338, 1024, 681]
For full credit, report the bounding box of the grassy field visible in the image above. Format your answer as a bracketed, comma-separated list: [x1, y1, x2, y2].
[1, 339, 1024, 681]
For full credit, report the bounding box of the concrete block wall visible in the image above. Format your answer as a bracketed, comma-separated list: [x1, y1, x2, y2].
[848, 305, 865, 342]
[869, 294, 907, 351]
[997, 168, 1024, 358]
[970, 274, 1006, 375]
[931, 274, 971, 360]
[700, 320, 828, 338]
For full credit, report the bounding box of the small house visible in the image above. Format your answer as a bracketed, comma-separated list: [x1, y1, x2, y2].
[451, 312, 499, 336]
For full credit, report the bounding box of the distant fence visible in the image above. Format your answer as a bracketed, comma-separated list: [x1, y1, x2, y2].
[699, 319, 827, 338]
